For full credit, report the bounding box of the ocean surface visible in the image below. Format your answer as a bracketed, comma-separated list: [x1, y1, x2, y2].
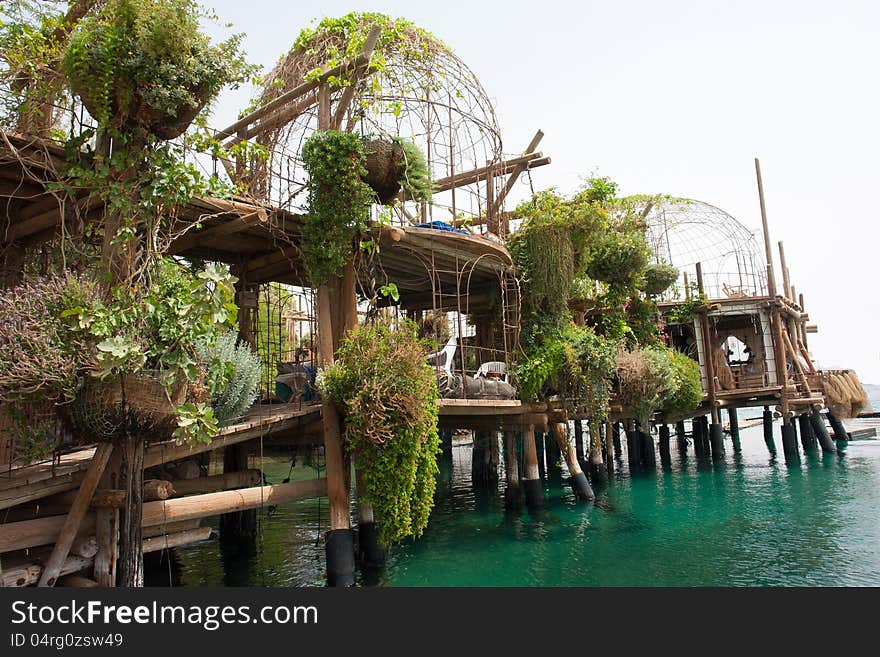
[150, 418, 880, 587]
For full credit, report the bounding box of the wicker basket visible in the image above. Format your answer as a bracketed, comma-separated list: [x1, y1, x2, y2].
[64, 370, 188, 442]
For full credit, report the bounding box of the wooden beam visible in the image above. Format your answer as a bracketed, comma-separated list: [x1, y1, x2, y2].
[432, 152, 545, 194]
[36, 442, 113, 587]
[490, 130, 544, 215]
[216, 52, 373, 140]
[332, 26, 382, 130]
[6, 193, 101, 241]
[168, 210, 266, 254]
[143, 527, 212, 553]
[169, 469, 261, 497]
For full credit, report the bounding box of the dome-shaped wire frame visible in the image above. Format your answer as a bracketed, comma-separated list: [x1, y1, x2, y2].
[641, 198, 767, 299]
[247, 22, 503, 226]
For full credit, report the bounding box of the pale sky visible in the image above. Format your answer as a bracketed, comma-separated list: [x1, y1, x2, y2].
[205, 0, 880, 384]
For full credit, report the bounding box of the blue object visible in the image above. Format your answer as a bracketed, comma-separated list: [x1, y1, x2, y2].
[415, 220, 469, 235]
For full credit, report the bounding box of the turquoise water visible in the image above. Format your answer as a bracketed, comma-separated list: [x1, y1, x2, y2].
[159, 421, 880, 587]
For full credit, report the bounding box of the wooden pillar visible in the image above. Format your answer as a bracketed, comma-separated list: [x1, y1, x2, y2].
[219, 443, 256, 540]
[94, 447, 121, 586]
[797, 413, 816, 454]
[503, 431, 522, 509]
[535, 431, 546, 481]
[573, 420, 586, 471]
[355, 467, 385, 567]
[604, 420, 615, 475]
[551, 422, 594, 501]
[317, 278, 354, 586]
[675, 420, 687, 453]
[522, 424, 543, 510]
[728, 407, 741, 453]
[625, 419, 640, 473]
[809, 409, 836, 455]
[763, 406, 777, 454]
[544, 430, 561, 481]
[659, 424, 671, 468]
[826, 412, 849, 451]
[588, 419, 607, 488]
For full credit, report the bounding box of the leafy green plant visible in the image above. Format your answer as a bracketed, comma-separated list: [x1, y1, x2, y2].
[662, 350, 704, 418]
[63, 0, 253, 136]
[64, 259, 239, 444]
[586, 230, 650, 287]
[319, 321, 440, 545]
[301, 129, 374, 285]
[394, 137, 432, 201]
[642, 263, 679, 296]
[196, 331, 261, 425]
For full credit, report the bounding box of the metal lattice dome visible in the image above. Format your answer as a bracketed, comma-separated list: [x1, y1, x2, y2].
[250, 14, 503, 223]
[641, 198, 767, 299]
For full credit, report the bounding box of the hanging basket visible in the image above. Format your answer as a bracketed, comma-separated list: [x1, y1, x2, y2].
[63, 370, 189, 442]
[362, 139, 404, 204]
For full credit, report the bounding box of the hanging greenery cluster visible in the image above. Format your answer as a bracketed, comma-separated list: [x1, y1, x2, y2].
[62, 0, 253, 137]
[319, 321, 440, 545]
[394, 137, 432, 202]
[616, 345, 702, 425]
[301, 129, 374, 286]
[585, 230, 650, 287]
[642, 263, 679, 296]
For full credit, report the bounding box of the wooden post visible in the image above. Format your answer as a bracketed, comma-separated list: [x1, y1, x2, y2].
[588, 418, 607, 488]
[659, 424, 671, 468]
[604, 420, 615, 475]
[521, 424, 543, 509]
[728, 407, 742, 453]
[503, 431, 521, 509]
[573, 419, 586, 471]
[550, 422, 594, 501]
[355, 466, 385, 567]
[754, 158, 778, 298]
[219, 443, 256, 540]
[778, 242, 791, 301]
[37, 442, 113, 587]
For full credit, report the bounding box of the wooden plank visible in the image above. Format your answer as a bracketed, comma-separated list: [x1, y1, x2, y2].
[432, 152, 544, 193]
[332, 25, 382, 130]
[490, 130, 544, 216]
[36, 442, 113, 586]
[168, 210, 266, 254]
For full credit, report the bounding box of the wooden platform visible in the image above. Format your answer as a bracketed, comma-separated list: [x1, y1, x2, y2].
[844, 417, 879, 441]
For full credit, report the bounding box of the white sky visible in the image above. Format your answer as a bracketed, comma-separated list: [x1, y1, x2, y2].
[205, 0, 880, 383]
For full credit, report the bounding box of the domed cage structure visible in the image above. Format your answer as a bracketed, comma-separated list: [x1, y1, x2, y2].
[638, 198, 767, 300]
[246, 15, 504, 228]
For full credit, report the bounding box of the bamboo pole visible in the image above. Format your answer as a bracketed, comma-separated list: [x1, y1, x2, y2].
[169, 470, 261, 497]
[778, 242, 791, 301]
[755, 158, 778, 297]
[142, 527, 212, 553]
[0, 479, 326, 554]
[37, 442, 113, 587]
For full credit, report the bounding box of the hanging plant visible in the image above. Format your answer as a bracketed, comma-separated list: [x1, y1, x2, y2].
[586, 229, 650, 287]
[301, 129, 374, 285]
[63, 0, 253, 138]
[361, 136, 432, 204]
[319, 321, 440, 545]
[642, 263, 679, 296]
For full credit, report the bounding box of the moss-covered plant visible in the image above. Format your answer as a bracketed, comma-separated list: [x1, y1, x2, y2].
[63, 0, 252, 137]
[196, 331, 261, 425]
[319, 321, 440, 545]
[662, 350, 703, 418]
[395, 137, 432, 202]
[301, 129, 374, 285]
[586, 230, 650, 287]
[642, 263, 679, 296]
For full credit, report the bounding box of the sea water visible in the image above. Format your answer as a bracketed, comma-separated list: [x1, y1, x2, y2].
[158, 420, 880, 587]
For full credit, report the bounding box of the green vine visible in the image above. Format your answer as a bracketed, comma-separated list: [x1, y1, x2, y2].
[301, 129, 374, 285]
[319, 321, 440, 545]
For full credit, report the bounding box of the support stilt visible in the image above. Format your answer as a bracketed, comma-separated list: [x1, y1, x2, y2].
[522, 424, 543, 510]
[709, 422, 724, 462]
[780, 419, 800, 465]
[826, 412, 849, 452]
[809, 409, 836, 454]
[640, 429, 656, 468]
[675, 420, 687, 453]
[551, 422, 594, 502]
[659, 424, 671, 468]
[728, 408, 741, 452]
[356, 469, 385, 568]
[503, 431, 522, 509]
[763, 406, 776, 454]
[797, 413, 816, 453]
